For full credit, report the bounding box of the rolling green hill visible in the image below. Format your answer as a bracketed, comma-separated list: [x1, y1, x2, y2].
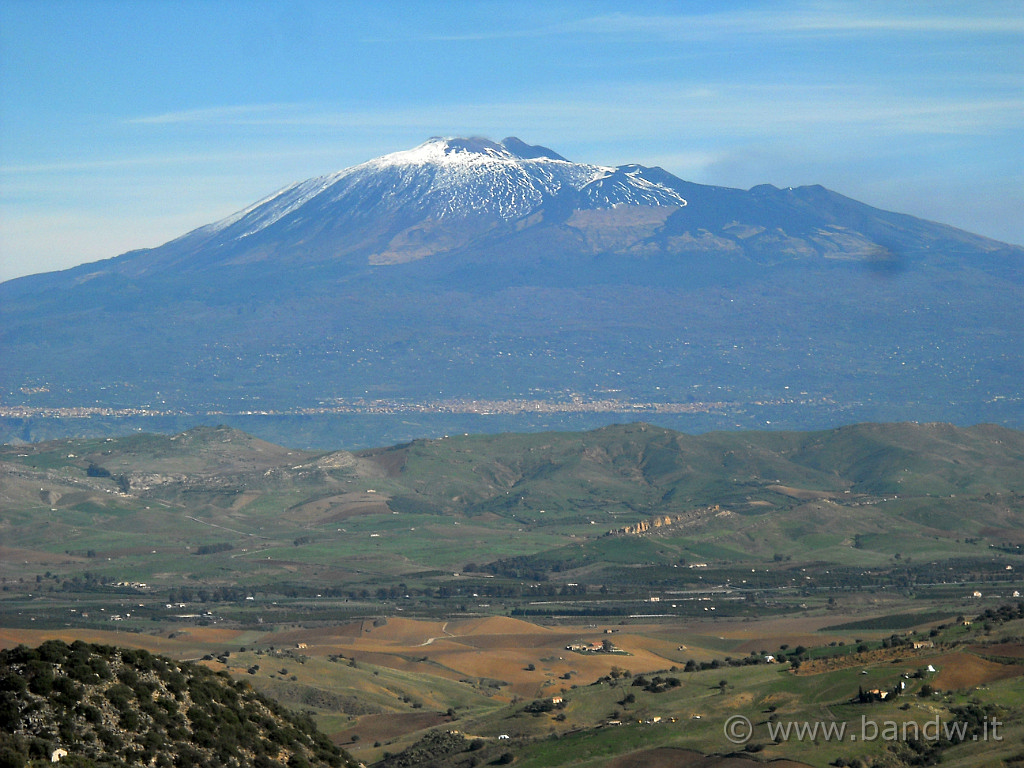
[2, 421, 1023, 628]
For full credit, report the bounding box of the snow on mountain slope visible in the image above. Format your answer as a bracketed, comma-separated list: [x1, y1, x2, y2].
[193, 137, 688, 245]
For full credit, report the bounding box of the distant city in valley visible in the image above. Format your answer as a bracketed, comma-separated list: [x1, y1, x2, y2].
[0, 394, 817, 419]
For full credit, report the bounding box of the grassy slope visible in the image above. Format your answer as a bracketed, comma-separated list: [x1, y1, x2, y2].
[3, 422, 1024, 595]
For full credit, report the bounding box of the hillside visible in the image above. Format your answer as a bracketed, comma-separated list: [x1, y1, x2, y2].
[2, 421, 1023, 634]
[358, 421, 1024, 516]
[0, 639, 356, 768]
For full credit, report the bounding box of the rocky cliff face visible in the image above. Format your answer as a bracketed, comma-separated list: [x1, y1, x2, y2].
[613, 507, 727, 536]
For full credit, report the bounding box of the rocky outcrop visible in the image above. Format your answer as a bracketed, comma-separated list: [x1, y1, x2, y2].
[612, 506, 723, 536]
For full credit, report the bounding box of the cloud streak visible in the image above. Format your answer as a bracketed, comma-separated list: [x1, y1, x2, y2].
[128, 103, 309, 125]
[570, 5, 1024, 39]
[121, 86, 1024, 141]
[357, 4, 1024, 45]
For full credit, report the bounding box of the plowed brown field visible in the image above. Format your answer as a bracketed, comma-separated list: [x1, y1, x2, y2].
[930, 651, 1024, 690]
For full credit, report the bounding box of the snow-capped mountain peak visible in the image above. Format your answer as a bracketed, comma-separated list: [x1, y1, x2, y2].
[367, 136, 571, 167]
[195, 137, 687, 245]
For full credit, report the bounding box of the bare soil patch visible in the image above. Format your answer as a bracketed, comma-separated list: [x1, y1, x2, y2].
[798, 645, 932, 675]
[331, 712, 450, 745]
[230, 491, 261, 510]
[768, 485, 839, 500]
[0, 628, 199, 656]
[343, 651, 468, 682]
[453, 633, 562, 651]
[364, 449, 408, 477]
[324, 497, 393, 522]
[694, 615, 853, 639]
[449, 615, 546, 636]
[357, 617, 450, 644]
[286, 492, 392, 523]
[931, 651, 1024, 690]
[0, 546, 85, 565]
[269, 622, 365, 645]
[970, 642, 1024, 659]
[170, 626, 244, 644]
[734, 634, 827, 655]
[293, 616, 698, 697]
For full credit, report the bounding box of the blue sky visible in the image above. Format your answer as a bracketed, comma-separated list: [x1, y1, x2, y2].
[1, 0, 1021, 281]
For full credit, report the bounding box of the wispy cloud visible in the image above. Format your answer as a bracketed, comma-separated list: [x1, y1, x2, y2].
[128, 103, 308, 125]
[120, 82, 1023, 143]
[354, 4, 1024, 45]
[359, 24, 561, 44]
[563, 82, 1024, 136]
[571, 5, 1024, 39]
[0, 146, 338, 175]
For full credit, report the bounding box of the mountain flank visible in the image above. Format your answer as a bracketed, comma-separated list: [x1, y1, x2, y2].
[2, 137, 1022, 446]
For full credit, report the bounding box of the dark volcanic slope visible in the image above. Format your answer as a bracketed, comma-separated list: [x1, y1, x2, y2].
[1, 137, 1022, 444]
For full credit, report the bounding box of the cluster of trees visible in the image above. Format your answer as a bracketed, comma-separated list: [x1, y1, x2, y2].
[682, 648, 799, 673]
[592, 666, 633, 685]
[59, 572, 114, 591]
[167, 586, 249, 604]
[464, 556, 551, 582]
[975, 600, 1024, 626]
[439, 581, 587, 599]
[464, 550, 1024, 600]
[377, 729, 476, 767]
[879, 703, 1004, 767]
[855, 684, 903, 704]
[631, 675, 681, 694]
[194, 542, 234, 556]
[522, 698, 567, 715]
